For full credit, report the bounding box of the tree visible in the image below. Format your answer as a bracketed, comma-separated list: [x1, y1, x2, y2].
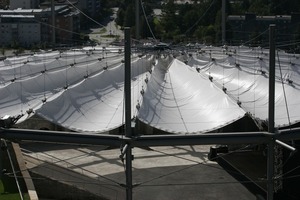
[116, 8, 125, 27]
[160, 0, 179, 37]
[179, 4, 198, 35]
[1, 48, 5, 55]
[248, 0, 270, 15]
[270, 0, 299, 14]
[214, 10, 222, 44]
[124, 4, 135, 27]
[194, 25, 216, 44]
[0, 0, 9, 9]
[140, 2, 155, 39]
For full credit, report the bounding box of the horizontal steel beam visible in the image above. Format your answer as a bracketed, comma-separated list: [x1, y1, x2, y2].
[0, 128, 123, 147]
[277, 127, 300, 141]
[1, 128, 274, 147]
[133, 132, 270, 147]
[1, 127, 299, 148]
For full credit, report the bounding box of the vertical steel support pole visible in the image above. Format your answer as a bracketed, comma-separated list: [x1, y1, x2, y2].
[269, 24, 276, 135]
[267, 24, 276, 200]
[124, 27, 133, 200]
[222, 0, 226, 45]
[135, 0, 140, 40]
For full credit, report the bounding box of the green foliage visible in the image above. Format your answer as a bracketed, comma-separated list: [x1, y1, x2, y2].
[116, 8, 125, 27]
[124, 5, 135, 27]
[270, 0, 300, 15]
[105, 0, 123, 7]
[140, 1, 156, 38]
[248, 0, 271, 15]
[179, 4, 198, 33]
[0, 178, 30, 200]
[115, 1, 136, 30]
[114, 0, 300, 43]
[0, 0, 9, 9]
[160, 0, 179, 35]
[194, 25, 216, 44]
[156, 0, 223, 43]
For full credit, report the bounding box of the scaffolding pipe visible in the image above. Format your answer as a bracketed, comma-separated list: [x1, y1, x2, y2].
[275, 140, 296, 152]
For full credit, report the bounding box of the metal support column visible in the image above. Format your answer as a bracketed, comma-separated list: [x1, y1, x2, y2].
[267, 24, 276, 200]
[124, 27, 133, 200]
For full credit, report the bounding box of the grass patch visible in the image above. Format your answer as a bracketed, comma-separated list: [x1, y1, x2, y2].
[0, 174, 30, 200]
[153, 17, 160, 25]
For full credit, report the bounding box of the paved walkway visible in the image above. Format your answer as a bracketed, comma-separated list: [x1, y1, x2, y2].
[20, 142, 259, 200]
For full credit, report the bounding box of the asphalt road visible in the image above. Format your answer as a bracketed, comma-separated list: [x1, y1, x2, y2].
[89, 8, 124, 46]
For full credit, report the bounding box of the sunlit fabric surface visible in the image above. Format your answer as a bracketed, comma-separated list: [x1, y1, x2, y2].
[137, 56, 245, 133]
[1, 45, 300, 133]
[185, 46, 300, 127]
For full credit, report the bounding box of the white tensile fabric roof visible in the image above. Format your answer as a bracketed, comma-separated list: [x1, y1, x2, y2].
[0, 46, 299, 134]
[187, 46, 300, 127]
[137, 57, 245, 133]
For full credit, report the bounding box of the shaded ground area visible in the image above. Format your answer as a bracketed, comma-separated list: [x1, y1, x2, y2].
[219, 150, 267, 191]
[19, 142, 261, 200]
[218, 149, 267, 200]
[219, 143, 300, 200]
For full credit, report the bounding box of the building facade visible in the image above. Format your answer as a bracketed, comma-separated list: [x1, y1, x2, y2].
[0, 9, 42, 47]
[227, 13, 300, 48]
[0, 5, 80, 48]
[42, 5, 80, 45]
[10, 0, 40, 9]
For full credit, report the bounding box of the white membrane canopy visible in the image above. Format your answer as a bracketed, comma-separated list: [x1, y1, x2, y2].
[188, 46, 300, 127]
[1, 46, 300, 133]
[137, 57, 245, 133]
